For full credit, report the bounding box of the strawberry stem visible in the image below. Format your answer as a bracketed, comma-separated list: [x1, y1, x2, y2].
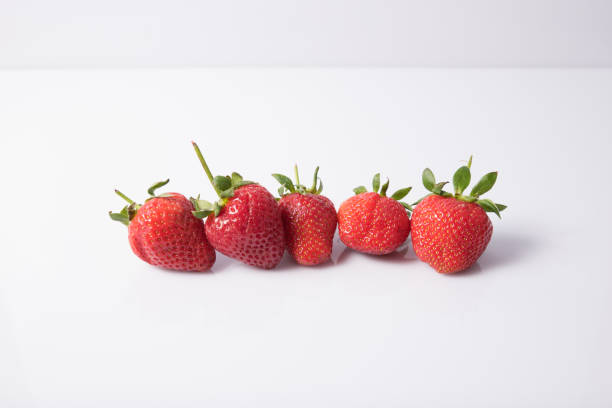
[192, 141, 222, 198]
[294, 164, 300, 186]
[114, 189, 134, 204]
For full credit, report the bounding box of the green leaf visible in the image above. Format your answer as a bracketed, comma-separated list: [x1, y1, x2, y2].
[231, 172, 243, 186]
[235, 180, 255, 187]
[452, 166, 471, 195]
[399, 201, 413, 211]
[114, 189, 134, 204]
[353, 186, 367, 195]
[147, 179, 170, 196]
[432, 181, 448, 195]
[422, 168, 435, 192]
[109, 207, 130, 226]
[119, 205, 129, 217]
[477, 198, 501, 218]
[213, 176, 232, 192]
[316, 178, 323, 194]
[213, 201, 222, 217]
[127, 202, 140, 220]
[189, 197, 217, 218]
[391, 187, 412, 200]
[192, 210, 212, 219]
[379, 178, 390, 196]
[219, 188, 235, 198]
[456, 194, 477, 203]
[310, 166, 320, 193]
[271, 173, 295, 193]
[496, 203, 507, 212]
[278, 186, 286, 197]
[470, 172, 498, 197]
[372, 173, 381, 193]
[190, 197, 214, 211]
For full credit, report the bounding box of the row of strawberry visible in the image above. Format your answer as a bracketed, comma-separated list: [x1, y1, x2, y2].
[110, 142, 506, 274]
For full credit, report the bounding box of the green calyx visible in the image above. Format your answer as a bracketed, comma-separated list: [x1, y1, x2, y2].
[190, 141, 255, 219]
[420, 155, 507, 218]
[272, 164, 323, 198]
[109, 179, 170, 226]
[353, 173, 413, 212]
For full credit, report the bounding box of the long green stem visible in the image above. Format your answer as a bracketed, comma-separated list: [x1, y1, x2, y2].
[467, 155, 473, 169]
[294, 164, 300, 186]
[114, 189, 134, 204]
[192, 141, 221, 197]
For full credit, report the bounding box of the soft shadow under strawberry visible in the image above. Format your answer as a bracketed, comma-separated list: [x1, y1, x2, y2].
[445, 262, 483, 277]
[264, 238, 352, 272]
[155, 266, 215, 275]
[476, 232, 536, 270]
[357, 241, 419, 264]
[446, 231, 535, 276]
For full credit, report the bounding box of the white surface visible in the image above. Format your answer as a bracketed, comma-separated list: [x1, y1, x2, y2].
[0, 68, 611, 407]
[1, 0, 611, 68]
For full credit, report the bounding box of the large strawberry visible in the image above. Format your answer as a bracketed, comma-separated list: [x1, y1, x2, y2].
[272, 165, 337, 265]
[109, 179, 216, 272]
[190, 142, 285, 269]
[337, 174, 412, 255]
[411, 156, 507, 274]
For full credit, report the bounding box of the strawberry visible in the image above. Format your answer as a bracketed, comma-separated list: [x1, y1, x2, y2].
[337, 174, 412, 255]
[272, 165, 337, 265]
[109, 179, 216, 272]
[190, 142, 285, 269]
[411, 156, 507, 274]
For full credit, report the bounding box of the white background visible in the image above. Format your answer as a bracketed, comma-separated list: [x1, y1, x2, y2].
[1, 68, 611, 407]
[0, 0, 611, 68]
[2, 0, 612, 407]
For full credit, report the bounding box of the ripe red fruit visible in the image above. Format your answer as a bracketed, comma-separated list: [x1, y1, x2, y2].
[109, 180, 216, 272]
[191, 142, 285, 269]
[204, 184, 285, 269]
[273, 166, 337, 265]
[411, 156, 507, 274]
[411, 195, 492, 273]
[337, 174, 412, 255]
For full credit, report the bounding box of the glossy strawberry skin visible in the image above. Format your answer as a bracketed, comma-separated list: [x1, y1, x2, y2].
[337, 192, 411, 255]
[411, 195, 493, 274]
[278, 193, 337, 266]
[128, 193, 216, 272]
[205, 184, 285, 269]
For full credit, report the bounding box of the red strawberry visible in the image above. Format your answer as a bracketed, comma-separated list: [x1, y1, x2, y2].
[190, 142, 285, 269]
[109, 179, 216, 272]
[411, 156, 507, 274]
[337, 174, 412, 255]
[273, 165, 337, 265]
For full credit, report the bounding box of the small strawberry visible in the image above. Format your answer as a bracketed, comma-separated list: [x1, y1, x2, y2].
[337, 174, 412, 255]
[190, 142, 285, 269]
[272, 165, 337, 265]
[109, 179, 216, 272]
[411, 156, 507, 274]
